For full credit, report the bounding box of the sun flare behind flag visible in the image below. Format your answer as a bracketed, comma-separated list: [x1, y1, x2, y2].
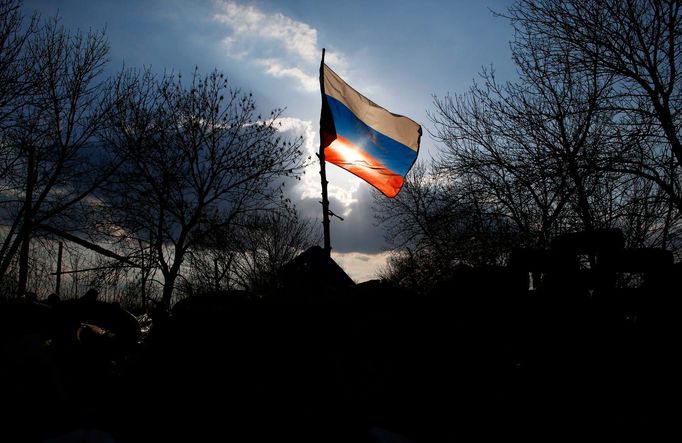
[320, 64, 421, 198]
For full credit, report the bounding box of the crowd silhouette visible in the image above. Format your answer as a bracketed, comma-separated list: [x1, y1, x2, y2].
[0, 229, 678, 442]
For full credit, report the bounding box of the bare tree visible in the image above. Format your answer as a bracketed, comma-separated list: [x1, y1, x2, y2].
[186, 230, 238, 295]
[228, 208, 320, 293]
[376, 0, 682, 292]
[430, 42, 615, 244]
[185, 206, 319, 295]
[428, 3, 682, 253]
[102, 69, 306, 305]
[373, 163, 468, 264]
[505, 0, 682, 214]
[0, 14, 122, 295]
[373, 163, 520, 292]
[0, 0, 35, 127]
[1, 0, 34, 276]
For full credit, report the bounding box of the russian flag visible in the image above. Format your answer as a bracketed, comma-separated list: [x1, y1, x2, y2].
[320, 64, 421, 198]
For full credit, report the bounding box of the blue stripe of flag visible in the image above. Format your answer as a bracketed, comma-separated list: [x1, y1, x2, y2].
[325, 95, 418, 177]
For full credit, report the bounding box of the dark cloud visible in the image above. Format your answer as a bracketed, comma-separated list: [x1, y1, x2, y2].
[295, 187, 389, 254]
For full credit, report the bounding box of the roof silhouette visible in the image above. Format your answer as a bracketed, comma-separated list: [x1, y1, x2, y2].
[277, 245, 355, 291]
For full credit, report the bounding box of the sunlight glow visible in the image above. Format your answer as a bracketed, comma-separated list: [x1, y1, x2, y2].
[327, 137, 372, 167]
[325, 135, 404, 198]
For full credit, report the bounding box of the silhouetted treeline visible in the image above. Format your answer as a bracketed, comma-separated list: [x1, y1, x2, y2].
[0, 0, 310, 303]
[376, 0, 681, 294]
[1, 233, 678, 441]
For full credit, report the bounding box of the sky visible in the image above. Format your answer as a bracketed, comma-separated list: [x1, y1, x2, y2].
[21, 0, 517, 282]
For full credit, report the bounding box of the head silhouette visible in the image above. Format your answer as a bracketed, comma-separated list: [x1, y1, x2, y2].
[81, 288, 99, 302]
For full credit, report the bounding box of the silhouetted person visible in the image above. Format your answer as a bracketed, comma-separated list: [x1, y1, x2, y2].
[81, 288, 99, 302]
[23, 291, 38, 304]
[45, 292, 61, 307]
[146, 299, 170, 340]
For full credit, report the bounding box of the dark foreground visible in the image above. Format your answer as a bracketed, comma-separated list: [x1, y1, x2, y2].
[1, 275, 678, 443]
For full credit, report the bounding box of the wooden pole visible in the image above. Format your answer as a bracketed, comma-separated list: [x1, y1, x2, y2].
[55, 242, 63, 296]
[214, 257, 220, 292]
[319, 48, 332, 256]
[17, 145, 36, 296]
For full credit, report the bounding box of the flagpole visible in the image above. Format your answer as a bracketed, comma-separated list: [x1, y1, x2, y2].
[319, 48, 332, 256]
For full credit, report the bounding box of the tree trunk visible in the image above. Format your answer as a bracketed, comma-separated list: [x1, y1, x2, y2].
[17, 145, 36, 296]
[162, 271, 177, 306]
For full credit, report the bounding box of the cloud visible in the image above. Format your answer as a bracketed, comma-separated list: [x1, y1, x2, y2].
[215, 1, 318, 62]
[254, 58, 318, 92]
[213, 0, 346, 92]
[274, 117, 358, 211]
[295, 186, 388, 255]
[332, 251, 391, 283]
